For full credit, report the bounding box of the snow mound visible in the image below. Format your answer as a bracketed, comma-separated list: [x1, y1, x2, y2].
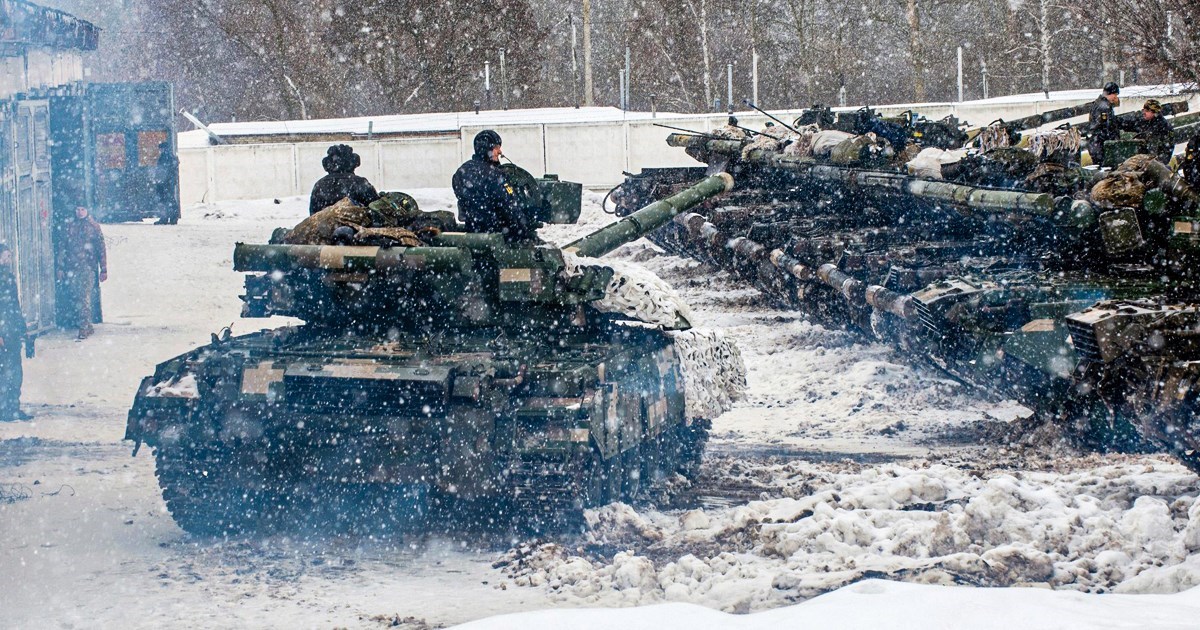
[144, 373, 198, 399]
[497, 458, 1200, 612]
[905, 147, 966, 179]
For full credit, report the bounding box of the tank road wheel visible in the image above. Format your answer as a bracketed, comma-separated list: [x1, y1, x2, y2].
[620, 443, 643, 501]
[154, 446, 284, 536]
[675, 419, 711, 479]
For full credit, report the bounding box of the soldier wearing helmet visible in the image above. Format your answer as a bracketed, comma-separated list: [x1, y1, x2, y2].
[1087, 82, 1124, 166]
[1134, 99, 1175, 165]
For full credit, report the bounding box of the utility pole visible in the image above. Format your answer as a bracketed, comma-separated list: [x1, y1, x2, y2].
[726, 63, 733, 113]
[500, 49, 509, 110]
[625, 46, 631, 110]
[751, 50, 759, 108]
[955, 46, 964, 102]
[582, 0, 594, 106]
[570, 15, 579, 108]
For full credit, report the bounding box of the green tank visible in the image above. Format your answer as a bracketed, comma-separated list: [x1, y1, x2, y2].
[125, 171, 739, 535]
[614, 123, 1200, 471]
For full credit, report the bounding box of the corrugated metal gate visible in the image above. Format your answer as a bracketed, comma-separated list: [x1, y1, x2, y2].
[4, 100, 56, 334]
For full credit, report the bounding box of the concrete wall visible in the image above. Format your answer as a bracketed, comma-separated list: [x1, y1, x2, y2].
[178, 93, 1200, 205]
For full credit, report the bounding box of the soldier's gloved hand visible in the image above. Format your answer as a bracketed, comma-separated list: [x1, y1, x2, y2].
[100, 271, 108, 282]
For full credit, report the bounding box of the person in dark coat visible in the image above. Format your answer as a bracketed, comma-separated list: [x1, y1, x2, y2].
[61, 206, 107, 340]
[154, 141, 180, 225]
[0, 245, 29, 421]
[308, 144, 380, 215]
[1088, 82, 1124, 166]
[451, 130, 540, 242]
[1133, 99, 1175, 165]
[1181, 135, 1200, 190]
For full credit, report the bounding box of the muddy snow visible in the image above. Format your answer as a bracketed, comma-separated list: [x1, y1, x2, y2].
[2, 190, 1200, 629]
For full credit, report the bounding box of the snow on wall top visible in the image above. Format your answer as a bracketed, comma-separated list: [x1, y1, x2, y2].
[177, 83, 1196, 149]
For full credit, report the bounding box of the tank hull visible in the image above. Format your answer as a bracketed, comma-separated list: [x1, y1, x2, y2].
[127, 324, 706, 534]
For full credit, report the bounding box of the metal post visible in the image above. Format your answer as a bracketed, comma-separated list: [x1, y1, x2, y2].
[583, 0, 594, 106]
[570, 16, 579, 108]
[751, 50, 759, 108]
[981, 59, 989, 100]
[619, 70, 626, 110]
[650, 93, 657, 118]
[625, 46, 631, 110]
[499, 49, 509, 110]
[726, 63, 733, 113]
[957, 46, 963, 102]
[1166, 10, 1174, 85]
[484, 61, 491, 109]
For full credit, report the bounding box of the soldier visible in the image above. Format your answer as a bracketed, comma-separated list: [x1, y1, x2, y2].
[0, 245, 28, 421]
[451, 130, 540, 242]
[1134, 99, 1175, 165]
[61, 206, 107, 340]
[1087, 82, 1123, 166]
[711, 116, 747, 140]
[308, 144, 380, 215]
[1181, 135, 1200, 190]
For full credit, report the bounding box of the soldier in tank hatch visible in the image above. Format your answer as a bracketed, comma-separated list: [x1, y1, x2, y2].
[308, 144, 380, 215]
[1133, 99, 1175, 166]
[1088, 82, 1126, 166]
[452, 130, 541, 242]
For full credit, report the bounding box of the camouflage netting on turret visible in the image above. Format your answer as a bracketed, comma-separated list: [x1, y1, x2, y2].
[563, 253, 694, 328]
[668, 329, 747, 421]
[562, 253, 746, 420]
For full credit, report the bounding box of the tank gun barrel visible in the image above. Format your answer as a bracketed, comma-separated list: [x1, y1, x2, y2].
[669, 134, 1055, 218]
[566, 173, 734, 258]
[233, 244, 472, 273]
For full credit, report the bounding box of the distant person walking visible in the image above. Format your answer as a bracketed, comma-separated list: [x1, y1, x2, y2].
[308, 144, 379, 215]
[154, 141, 180, 225]
[0, 245, 29, 420]
[61, 206, 107, 340]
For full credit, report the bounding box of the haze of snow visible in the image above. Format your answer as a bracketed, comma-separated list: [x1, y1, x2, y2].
[2, 190, 1200, 629]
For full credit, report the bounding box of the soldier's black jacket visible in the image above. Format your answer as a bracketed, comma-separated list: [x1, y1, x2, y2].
[1088, 95, 1122, 145]
[451, 156, 538, 241]
[1134, 114, 1174, 165]
[308, 173, 380, 215]
[0, 267, 23, 349]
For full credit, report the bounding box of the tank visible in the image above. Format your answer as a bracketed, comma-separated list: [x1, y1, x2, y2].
[613, 116, 1200, 470]
[125, 171, 742, 535]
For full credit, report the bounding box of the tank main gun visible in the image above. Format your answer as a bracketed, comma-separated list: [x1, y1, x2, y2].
[233, 174, 734, 327]
[566, 173, 733, 257]
[666, 133, 1075, 227]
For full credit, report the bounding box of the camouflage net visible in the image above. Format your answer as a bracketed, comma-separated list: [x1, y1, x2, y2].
[563, 253, 694, 329]
[1028, 127, 1081, 160]
[562, 253, 745, 420]
[977, 125, 1011, 152]
[144, 373, 199, 399]
[667, 329, 747, 421]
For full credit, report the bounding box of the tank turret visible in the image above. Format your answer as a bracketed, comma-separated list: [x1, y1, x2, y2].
[125, 172, 742, 535]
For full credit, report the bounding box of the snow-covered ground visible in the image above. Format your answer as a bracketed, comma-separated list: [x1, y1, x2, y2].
[2, 191, 1200, 629]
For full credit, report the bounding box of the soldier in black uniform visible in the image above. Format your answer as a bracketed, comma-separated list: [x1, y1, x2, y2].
[451, 130, 540, 241]
[308, 144, 380, 215]
[1088, 82, 1124, 166]
[0, 245, 29, 421]
[1134, 99, 1175, 165]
